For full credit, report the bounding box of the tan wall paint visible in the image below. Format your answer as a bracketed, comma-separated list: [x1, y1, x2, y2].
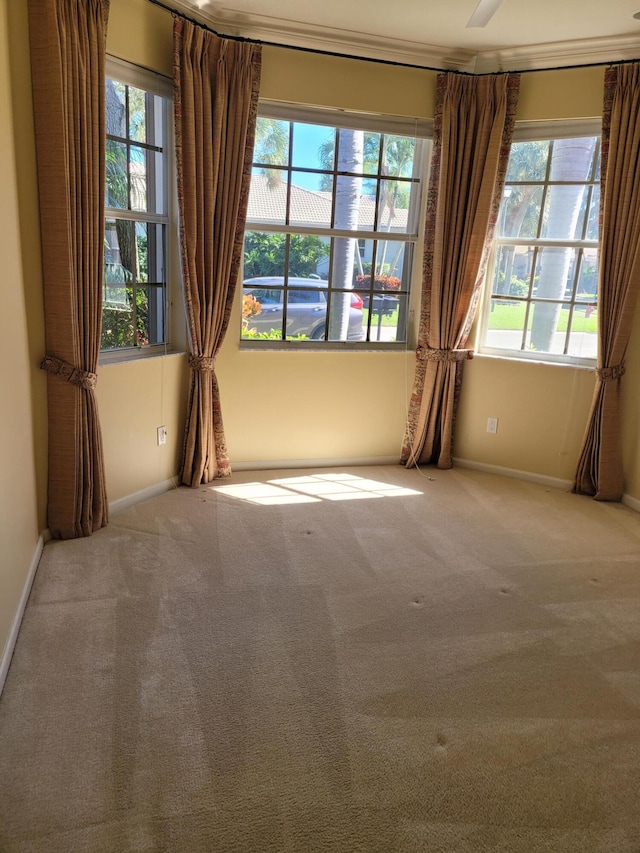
[97, 355, 189, 500]
[0, 0, 40, 664]
[517, 66, 604, 121]
[455, 357, 595, 480]
[622, 299, 640, 500]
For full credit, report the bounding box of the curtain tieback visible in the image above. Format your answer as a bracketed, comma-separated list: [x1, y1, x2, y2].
[596, 364, 625, 381]
[41, 355, 97, 389]
[417, 346, 474, 363]
[188, 354, 216, 372]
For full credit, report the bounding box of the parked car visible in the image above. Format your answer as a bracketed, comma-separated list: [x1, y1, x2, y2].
[243, 277, 365, 340]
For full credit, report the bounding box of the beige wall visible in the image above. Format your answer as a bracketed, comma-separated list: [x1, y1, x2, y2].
[0, 0, 40, 666]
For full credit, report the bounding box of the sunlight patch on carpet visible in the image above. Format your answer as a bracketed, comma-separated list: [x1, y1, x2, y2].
[211, 473, 423, 505]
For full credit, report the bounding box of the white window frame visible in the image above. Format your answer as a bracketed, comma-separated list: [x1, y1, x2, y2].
[100, 57, 182, 363]
[479, 118, 602, 367]
[241, 101, 432, 349]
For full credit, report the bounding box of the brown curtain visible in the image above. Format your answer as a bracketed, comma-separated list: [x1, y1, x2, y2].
[573, 63, 640, 501]
[28, 0, 109, 539]
[401, 72, 520, 469]
[173, 20, 261, 486]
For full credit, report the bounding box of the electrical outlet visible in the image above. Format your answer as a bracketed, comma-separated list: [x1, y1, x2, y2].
[487, 417, 498, 434]
[157, 426, 167, 446]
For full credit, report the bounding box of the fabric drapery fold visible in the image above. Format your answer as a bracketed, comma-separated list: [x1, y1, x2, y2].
[27, 0, 109, 539]
[401, 72, 520, 469]
[173, 19, 261, 487]
[573, 63, 640, 501]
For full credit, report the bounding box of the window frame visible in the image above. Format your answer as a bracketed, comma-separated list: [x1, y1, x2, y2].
[100, 57, 179, 363]
[478, 118, 602, 367]
[241, 101, 432, 350]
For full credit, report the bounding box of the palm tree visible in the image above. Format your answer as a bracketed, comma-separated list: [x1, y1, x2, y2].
[328, 128, 363, 339]
[529, 136, 597, 350]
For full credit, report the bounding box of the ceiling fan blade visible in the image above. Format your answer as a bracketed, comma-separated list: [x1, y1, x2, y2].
[466, 0, 503, 28]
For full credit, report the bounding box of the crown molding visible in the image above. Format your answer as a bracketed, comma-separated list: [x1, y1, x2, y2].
[473, 34, 640, 73]
[162, 0, 476, 71]
[160, 1, 640, 75]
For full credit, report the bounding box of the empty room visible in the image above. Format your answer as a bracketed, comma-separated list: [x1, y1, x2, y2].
[2, 0, 640, 849]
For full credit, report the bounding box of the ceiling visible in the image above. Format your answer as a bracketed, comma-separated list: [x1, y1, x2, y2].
[167, 0, 640, 72]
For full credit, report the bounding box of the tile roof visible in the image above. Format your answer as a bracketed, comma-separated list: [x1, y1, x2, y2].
[247, 174, 408, 231]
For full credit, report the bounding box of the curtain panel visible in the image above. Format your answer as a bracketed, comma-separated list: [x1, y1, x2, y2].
[173, 20, 261, 487]
[27, 0, 109, 539]
[573, 63, 640, 501]
[401, 72, 520, 469]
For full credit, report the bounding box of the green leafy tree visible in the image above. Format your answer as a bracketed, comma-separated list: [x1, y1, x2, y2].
[243, 232, 329, 279]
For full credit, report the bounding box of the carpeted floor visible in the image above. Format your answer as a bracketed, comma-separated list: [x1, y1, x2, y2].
[2, 465, 640, 852]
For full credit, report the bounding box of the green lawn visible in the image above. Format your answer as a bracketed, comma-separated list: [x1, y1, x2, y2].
[488, 302, 598, 333]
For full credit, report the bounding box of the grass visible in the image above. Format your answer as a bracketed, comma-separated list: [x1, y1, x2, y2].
[488, 302, 598, 333]
[363, 307, 399, 328]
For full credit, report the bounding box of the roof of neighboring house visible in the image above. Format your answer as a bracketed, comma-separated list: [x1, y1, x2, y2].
[246, 173, 409, 232]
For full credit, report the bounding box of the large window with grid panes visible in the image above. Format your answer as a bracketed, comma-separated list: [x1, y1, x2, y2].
[480, 121, 601, 364]
[102, 59, 172, 355]
[241, 104, 430, 345]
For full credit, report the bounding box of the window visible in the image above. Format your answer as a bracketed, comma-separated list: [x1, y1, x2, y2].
[241, 105, 430, 344]
[481, 123, 601, 363]
[102, 59, 172, 354]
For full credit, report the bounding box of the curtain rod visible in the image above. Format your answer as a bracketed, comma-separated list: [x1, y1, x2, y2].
[148, 0, 639, 77]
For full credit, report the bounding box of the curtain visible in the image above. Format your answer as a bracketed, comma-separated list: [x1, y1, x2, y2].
[573, 63, 640, 501]
[27, 0, 109, 539]
[173, 20, 261, 487]
[401, 72, 520, 469]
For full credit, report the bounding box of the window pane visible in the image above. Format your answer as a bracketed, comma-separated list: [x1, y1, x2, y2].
[291, 122, 334, 171]
[241, 286, 284, 340]
[491, 245, 533, 298]
[548, 136, 598, 181]
[326, 289, 365, 342]
[540, 184, 590, 240]
[135, 222, 165, 285]
[243, 231, 288, 280]
[105, 218, 138, 282]
[286, 234, 330, 280]
[377, 179, 413, 232]
[106, 140, 128, 209]
[333, 175, 365, 230]
[586, 186, 600, 240]
[129, 145, 147, 211]
[381, 135, 415, 178]
[254, 118, 290, 166]
[576, 249, 598, 300]
[533, 247, 578, 302]
[363, 132, 381, 174]
[247, 168, 287, 224]
[289, 171, 332, 228]
[524, 302, 597, 359]
[498, 185, 543, 239]
[505, 140, 550, 182]
[128, 86, 147, 142]
[101, 288, 136, 350]
[364, 292, 405, 342]
[286, 288, 325, 340]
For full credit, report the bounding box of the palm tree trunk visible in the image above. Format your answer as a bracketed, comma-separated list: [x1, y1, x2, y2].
[328, 129, 363, 340]
[530, 137, 596, 351]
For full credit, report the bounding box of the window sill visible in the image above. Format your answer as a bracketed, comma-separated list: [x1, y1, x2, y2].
[475, 349, 596, 370]
[99, 346, 186, 366]
[239, 340, 411, 352]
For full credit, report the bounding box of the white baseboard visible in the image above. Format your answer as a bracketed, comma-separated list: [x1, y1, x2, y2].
[109, 476, 179, 516]
[622, 493, 640, 514]
[0, 536, 44, 696]
[453, 457, 573, 491]
[231, 456, 400, 472]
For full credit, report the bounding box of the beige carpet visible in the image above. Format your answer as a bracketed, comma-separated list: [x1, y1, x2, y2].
[2, 465, 640, 852]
